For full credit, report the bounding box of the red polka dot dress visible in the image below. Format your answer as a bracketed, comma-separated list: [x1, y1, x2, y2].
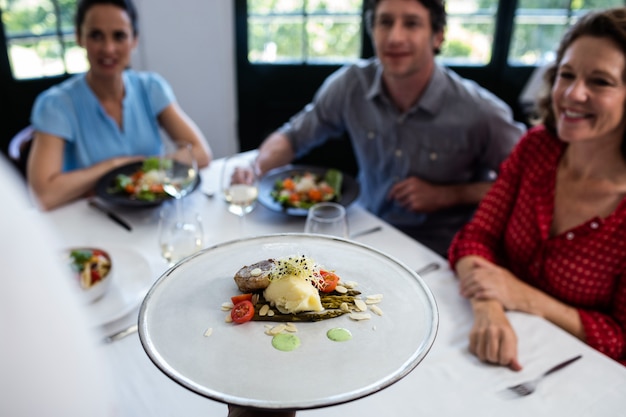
[449, 125, 626, 365]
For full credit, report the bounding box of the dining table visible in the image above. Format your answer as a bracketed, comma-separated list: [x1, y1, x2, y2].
[40, 156, 626, 417]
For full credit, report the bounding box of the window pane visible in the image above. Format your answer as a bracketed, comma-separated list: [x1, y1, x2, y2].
[438, 0, 498, 66]
[249, 0, 303, 15]
[306, 16, 361, 63]
[247, 0, 362, 64]
[509, 0, 626, 65]
[248, 16, 304, 62]
[306, 0, 361, 13]
[2, 0, 83, 79]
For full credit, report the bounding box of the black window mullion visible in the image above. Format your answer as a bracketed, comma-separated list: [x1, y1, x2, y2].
[51, 0, 69, 75]
[490, 0, 518, 71]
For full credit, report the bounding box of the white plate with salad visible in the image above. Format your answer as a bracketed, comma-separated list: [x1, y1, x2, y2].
[257, 165, 360, 216]
[95, 158, 201, 208]
[138, 233, 438, 410]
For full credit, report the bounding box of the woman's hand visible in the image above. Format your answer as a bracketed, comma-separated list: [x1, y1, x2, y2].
[458, 256, 535, 313]
[470, 299, 522, 371]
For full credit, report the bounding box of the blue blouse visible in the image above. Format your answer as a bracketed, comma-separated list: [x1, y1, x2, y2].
[31, 70, 175, 172]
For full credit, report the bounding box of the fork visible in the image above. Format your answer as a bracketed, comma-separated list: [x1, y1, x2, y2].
[507, 354, 582, 396]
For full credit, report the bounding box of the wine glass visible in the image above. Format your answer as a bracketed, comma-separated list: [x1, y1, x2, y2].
[304, 202, 349, 238]
[158, 203, 204, 267]
[221, 155, 259, 233]
[161, 144, 198, 200]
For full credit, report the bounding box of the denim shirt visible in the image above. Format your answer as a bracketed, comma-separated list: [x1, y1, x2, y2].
[279, 58, 526, 255]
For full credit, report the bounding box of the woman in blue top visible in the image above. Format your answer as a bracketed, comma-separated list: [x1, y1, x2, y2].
[28, 0, 212, 210]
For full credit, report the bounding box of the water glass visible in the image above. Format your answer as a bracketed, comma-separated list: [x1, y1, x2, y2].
[158, 204, 204, 267]
[304, 202, 349, 238]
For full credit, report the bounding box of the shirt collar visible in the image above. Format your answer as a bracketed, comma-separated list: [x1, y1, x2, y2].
[365, 62, 447, 116]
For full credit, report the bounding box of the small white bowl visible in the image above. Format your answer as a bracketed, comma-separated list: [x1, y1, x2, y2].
[67, 248, 113, 304]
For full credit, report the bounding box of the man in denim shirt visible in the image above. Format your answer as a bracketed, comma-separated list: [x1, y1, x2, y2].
[255, 0, 526, 256]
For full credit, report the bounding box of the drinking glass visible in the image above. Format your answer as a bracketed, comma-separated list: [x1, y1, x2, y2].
[304, 202, 349, 238]
[158, 203, 204, 267]
[161, 144, 198, 200]
[221, 155, 259, 233]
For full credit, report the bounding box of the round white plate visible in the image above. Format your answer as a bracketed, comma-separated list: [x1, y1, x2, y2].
[87, 247, 153, 327]
[139, 234, 438, 410]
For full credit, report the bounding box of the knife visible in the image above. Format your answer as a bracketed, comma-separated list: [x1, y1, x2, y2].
[88, 199, 132, 231]
[103, 324, 138, 343]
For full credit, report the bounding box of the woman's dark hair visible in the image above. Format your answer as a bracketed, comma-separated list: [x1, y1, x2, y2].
[536, 7, 626, 146]
[75, 0, 139, 36]
[366, 0, 447, 54]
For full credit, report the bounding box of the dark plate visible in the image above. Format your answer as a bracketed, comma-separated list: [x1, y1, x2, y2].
[94, 160, 200, 208]
[258, 165, 360, 216]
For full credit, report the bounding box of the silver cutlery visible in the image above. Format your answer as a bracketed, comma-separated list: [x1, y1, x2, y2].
[507, 354, 582, 396]
[88, 198, 132, 231]
[415, 262, 440, 276]
[350, 226, 382, 239]
[104, 324, 138, 343]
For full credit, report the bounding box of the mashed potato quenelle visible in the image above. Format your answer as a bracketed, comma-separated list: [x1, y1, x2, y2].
[263, 255, 325, 314]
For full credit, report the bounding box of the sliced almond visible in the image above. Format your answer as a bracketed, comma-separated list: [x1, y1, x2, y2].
[267, 310, 275, 317]
[203, 327, 213, 337]
[365, 294, 383, 304]
[268, 324, 287, 335]
[225, 313, 233, 323]
[341, 280, 358, 289]
[285, 323, 298, 333]
[259, 304, 270, 316]
[334, 285, 348, 294]
[340, 302, 351, 312]
[370, 305, 384, 316]
[354, 299, 368, 312]
[349, 312, 371, 321]
[221, 302, 234, 311]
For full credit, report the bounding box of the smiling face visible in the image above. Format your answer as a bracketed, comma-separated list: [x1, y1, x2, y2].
[77, 4, 137, 80]
[552, 35, 626, 147]
[371, 0, 443, 81]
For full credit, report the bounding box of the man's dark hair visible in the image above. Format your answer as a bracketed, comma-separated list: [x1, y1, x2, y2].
[366, 0, 447, 34]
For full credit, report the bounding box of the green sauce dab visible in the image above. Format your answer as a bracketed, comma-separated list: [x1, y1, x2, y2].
[326, 327, 352, 342]
[271, 333, 301, 351]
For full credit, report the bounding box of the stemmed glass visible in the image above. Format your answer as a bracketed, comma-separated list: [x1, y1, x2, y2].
[158, 202, 204, 267]
[221, 155, 259, 234]
[158, 144, 203, 267]
[161, 144, 198, 218]
[304, 202, 349, 238]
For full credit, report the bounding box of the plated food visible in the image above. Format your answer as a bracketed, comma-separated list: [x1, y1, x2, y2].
[257, 165, 360, 216]
[270, 169, 342, 209]
[94, 158, 200, 208]
[110, 157, 168, 202]
[226, 255, 375, 325]
[68, 248, 112, 303]
[138, 234, 438, 409]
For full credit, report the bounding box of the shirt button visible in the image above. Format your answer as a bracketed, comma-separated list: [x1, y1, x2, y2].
[367, 131, 375, 139]
[566, 232, 575, 240]
[395, 149, 403, 158]
[590, 222, 599, 229]
[430, 152, 438, 161]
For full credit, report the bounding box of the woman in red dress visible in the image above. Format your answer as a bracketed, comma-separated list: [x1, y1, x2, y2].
[449, 8, 626, 370]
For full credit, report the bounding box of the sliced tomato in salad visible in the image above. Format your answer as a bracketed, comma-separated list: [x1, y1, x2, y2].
[231, 300, 255, 324]
[231, 293, 253, 305]
[318, 270, 340, 293]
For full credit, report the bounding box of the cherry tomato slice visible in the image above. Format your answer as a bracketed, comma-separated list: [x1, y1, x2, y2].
[231, 300, 255, 324]
[231, 293, 253, 305]
[319, 270, 340, 293]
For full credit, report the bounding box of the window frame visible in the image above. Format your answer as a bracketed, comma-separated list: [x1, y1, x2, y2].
[1, 0, 80, 81]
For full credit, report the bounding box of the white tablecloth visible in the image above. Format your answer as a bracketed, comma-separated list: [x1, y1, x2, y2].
[41, 159, 626, 417]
